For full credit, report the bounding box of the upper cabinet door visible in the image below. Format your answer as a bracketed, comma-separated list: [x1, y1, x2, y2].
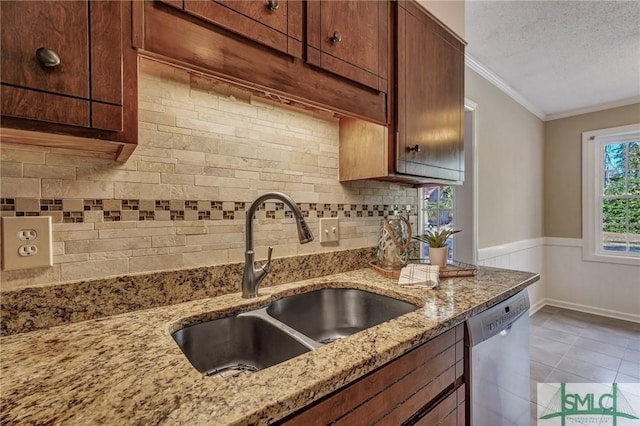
[1, 0, 137, 160]
[396, 1, 465, 182]
[307, 1, 388, 93]
[182, 0, 303, 57]
[1, 1, 89, 99]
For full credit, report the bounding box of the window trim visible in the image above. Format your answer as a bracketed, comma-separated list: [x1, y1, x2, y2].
[582, 123, 640, 265]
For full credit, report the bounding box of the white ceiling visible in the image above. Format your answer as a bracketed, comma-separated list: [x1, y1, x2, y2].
[465, 0, 640, 120]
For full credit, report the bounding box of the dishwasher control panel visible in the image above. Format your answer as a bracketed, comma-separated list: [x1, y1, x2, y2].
[466, 291, 530, 345]
[485, 295, 527, 332]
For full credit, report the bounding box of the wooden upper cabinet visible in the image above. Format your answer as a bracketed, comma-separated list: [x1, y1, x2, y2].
[307, 1, 388, 92]
[339, 1, 465, 185]
[0, 1, 138, 161]
[396, 0, 465, 182]
[179, 0, 303, 57]
[1, 1, 90, 127]
[139, 0, 387, 124]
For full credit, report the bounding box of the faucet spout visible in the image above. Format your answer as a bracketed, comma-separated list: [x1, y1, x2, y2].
[242, 192, 314, 298]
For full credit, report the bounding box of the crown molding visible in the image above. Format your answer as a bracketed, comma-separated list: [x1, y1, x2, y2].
[465, 54, 547, 120]
[545, 96, 640, 121]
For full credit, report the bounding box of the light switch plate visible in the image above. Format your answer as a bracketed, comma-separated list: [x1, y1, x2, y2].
[319, 218, 339, 243]
[2, 216, 53, 270]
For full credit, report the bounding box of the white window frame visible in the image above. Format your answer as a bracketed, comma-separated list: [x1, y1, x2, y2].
[582, 123, 640, 265]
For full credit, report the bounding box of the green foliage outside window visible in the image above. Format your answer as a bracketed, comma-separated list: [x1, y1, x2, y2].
[602, 142, 639, 235]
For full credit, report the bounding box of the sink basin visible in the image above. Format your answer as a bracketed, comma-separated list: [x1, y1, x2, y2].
[172, 314, 311, 376]
[172, 288, 418, 375]
[267, 288, 418, 344]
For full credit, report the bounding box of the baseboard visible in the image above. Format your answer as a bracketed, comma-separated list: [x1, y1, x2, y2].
[541, 298, 640, 324]
[529, 298, 547, 316]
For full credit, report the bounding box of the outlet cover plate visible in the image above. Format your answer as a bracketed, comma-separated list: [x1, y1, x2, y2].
[2, 216, 53, 271]
[319, 218, 339, 243]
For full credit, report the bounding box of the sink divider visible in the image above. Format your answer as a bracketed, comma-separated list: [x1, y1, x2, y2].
[239, 308, 324, 351]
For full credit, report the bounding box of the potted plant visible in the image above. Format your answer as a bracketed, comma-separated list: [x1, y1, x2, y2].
[413, 228, 461, 267]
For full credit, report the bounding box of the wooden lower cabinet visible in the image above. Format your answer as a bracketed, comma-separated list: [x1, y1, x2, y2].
[280, 324, 466, 426]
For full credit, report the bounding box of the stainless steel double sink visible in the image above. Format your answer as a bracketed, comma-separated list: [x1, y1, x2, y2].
[172, 288, 419, 376]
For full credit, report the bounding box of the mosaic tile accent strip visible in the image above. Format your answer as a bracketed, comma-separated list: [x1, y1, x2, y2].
[0, 198, 415, 224]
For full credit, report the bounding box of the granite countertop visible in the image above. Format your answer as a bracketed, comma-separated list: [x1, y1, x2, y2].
[0, 267, 538, 425]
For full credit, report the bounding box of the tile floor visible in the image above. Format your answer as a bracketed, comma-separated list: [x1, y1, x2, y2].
[529, 306, 640, 425]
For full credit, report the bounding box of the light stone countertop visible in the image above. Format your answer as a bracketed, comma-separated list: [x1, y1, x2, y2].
[0, 267, 539, 425]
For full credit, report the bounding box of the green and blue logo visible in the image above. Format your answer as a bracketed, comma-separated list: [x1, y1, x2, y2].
[538, 383, 640, 426]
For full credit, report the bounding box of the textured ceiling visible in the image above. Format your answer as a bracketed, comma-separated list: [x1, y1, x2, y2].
[465, 1, 640, 119]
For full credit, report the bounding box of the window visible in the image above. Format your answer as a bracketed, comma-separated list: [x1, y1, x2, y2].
[418, 186, 455, 259]
[582, 123, 640, 265]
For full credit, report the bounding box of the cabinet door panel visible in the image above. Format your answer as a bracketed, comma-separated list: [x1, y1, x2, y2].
[397, 2, 464, 182]
[0, 1, 89, 99]
[90, 0, 123, 106]
[320, 1, 378, 72]
[307, 1, 387, 92]
[1, 86, 89, 127]
[183, 0, 301, 56]
[217, 0, 288, 33]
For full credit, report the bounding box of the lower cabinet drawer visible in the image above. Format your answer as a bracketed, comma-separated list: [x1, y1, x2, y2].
[280, 324, 465, 425]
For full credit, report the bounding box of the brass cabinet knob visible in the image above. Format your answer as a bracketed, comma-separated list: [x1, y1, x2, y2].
[330, 31, 342, 44]
[35, 47, 61, 68]
[266, 0, 279, 12]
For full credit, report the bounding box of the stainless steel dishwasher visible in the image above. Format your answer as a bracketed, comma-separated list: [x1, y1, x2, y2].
[466, 291, 531, 426]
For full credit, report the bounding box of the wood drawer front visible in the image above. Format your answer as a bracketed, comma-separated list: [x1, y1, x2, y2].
[282, 326, 462, 425]
[344, 348, 455, 425]
[182, 0, 303, 57]
[1, 1, 89, 99]
[414, 384, 465, 426]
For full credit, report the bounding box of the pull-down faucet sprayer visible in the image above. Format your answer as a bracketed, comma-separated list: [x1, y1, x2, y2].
[241, 192, 314, 299]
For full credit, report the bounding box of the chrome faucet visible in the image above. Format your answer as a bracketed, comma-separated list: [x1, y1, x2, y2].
[242, 192, 314, 298]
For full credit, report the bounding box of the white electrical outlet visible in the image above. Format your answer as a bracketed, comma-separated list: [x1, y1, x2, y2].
[2, 216, 52, 270]
[319, 218, 339, 243]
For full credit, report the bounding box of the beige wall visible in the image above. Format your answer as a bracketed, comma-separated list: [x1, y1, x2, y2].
[0, 59, 416, 291]
[544, 103, 640, 238]
[465, 67, 545, 249]
[417, 0, 465, 39]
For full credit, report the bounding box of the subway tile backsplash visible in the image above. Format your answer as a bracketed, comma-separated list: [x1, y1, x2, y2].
[0, 59, 416, 291]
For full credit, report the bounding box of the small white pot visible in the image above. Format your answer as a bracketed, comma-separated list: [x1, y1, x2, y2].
[428, 246, 448, 267]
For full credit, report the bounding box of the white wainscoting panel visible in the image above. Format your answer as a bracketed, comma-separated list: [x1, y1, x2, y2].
[544, 237, 640, 323]
[477, 238, 546, 313]
[476, 237, 639, 321]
